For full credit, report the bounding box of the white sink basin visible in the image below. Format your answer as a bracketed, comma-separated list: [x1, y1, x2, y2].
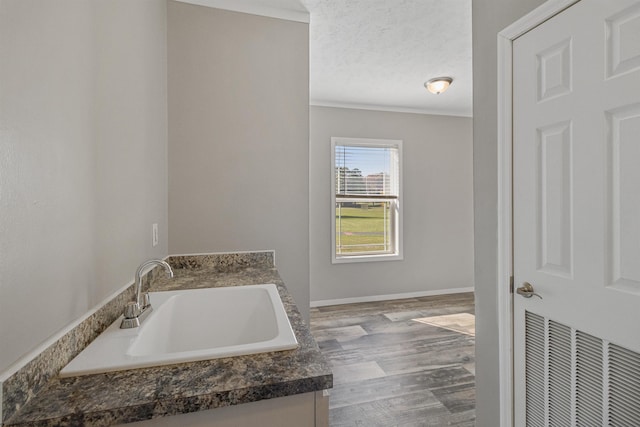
[60, 284, 298, 377]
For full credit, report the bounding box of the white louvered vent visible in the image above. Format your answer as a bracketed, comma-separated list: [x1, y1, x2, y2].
[609, 344, 640, 426]
[526, 312, 545, 427]
[525, 312, 640, 426]
[548, 321, 571, 425]
[576, 331, 603, 426]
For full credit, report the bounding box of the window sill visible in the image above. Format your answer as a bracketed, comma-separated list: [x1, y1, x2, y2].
[332, 253, 403, 264]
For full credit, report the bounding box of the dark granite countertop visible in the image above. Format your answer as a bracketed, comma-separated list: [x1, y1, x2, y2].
[4, 261, 332, 427]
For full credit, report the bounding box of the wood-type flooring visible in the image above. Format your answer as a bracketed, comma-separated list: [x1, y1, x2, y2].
[310, 292, 475, 427]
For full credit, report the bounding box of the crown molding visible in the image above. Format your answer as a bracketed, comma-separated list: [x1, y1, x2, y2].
[310, 100, 472, 118]
[174, 0, 310, 23]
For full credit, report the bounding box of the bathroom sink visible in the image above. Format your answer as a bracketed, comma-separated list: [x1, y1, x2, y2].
[60, 284, 298, 377]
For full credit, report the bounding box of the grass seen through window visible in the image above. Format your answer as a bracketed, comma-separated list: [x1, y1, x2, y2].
[335, 202, 391, 254]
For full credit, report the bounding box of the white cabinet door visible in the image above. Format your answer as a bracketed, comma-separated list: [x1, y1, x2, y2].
[513, 0, 640, 425]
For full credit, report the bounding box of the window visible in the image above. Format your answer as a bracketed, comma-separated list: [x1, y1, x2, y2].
[331, 137, 403, 263]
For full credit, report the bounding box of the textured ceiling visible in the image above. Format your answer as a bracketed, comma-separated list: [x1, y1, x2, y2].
[300, 0, 472, 116]
[179, 0, 473, 116]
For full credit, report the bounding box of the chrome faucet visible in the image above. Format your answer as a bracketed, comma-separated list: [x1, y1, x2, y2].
[120, 259, 173, 329]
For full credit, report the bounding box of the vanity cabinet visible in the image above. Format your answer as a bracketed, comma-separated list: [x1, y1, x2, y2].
[118, 390, 329, 427]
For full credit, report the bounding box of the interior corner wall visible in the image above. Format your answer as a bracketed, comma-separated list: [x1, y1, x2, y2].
[167, 3, 310, 319]
[0, 0, 168, 373]
[309, 106, 474, 303]
[472, 0, 545, 425]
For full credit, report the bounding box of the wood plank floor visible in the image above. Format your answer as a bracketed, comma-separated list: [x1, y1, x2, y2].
[310, 293, 475, 427]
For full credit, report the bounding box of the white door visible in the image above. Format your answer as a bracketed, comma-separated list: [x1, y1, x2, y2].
[513, 0, 640, 425]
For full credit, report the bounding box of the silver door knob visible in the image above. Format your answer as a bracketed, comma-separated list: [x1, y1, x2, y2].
[516, 282, 542, 299]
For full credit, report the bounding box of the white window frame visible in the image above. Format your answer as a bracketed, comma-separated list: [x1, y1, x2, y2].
[331, 137, 403, 264]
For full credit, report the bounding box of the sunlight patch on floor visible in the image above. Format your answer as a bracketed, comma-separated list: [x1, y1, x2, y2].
[412, 313, 476, 337]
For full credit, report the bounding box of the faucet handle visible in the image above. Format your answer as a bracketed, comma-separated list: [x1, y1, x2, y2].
[142, 292, 152, 309]
[124, 302, 141, 319]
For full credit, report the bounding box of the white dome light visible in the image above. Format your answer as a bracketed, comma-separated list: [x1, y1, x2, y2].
[424, 77, 453, 95]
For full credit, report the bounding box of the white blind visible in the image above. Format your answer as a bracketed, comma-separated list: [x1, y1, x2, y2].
[335, 144, 399, 197]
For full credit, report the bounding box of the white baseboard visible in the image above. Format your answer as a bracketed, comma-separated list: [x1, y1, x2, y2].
[310, 287, 474, 308]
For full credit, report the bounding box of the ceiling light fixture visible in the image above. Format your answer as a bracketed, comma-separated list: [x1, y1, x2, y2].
[424, 77, 453, 95]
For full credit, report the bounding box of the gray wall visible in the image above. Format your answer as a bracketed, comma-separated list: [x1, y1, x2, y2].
[167, 2, 310, 319]
[472, 0, 545, 425]
[310, 106, 474, 302]
[0, 0, 168, 373]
